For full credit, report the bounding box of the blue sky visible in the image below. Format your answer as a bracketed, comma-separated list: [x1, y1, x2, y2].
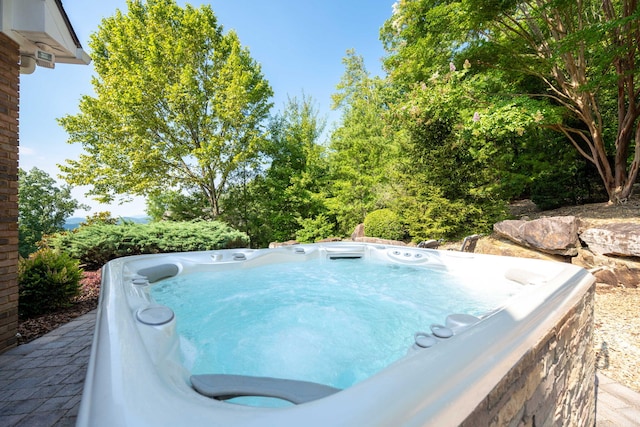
[19, 0, 394, 217]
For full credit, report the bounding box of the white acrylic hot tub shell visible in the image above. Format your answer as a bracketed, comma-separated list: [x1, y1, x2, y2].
[77, 243, 594, 427]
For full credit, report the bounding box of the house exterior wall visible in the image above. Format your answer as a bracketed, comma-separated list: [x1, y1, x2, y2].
[0, 33, 20, 353]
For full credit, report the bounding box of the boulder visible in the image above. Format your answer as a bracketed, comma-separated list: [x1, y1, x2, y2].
[268, 240, 299, 248]
[565, 248, 640, 288]
[592, 269, 620, 287]
[351, 223, 365, 240]
[590, 266, 639, 288]
[476, 237, 568, 262]
[579, 223, 640, 257]
[316, 237, 342, 243]
[352, 237, 407, 246]
[573, 247, 639, 270]
[493, 216, 580, 256]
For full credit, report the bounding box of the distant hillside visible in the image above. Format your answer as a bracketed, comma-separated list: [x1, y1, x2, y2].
[63, 216, 150, 230]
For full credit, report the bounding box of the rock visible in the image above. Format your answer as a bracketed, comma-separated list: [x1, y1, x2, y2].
[316, 237, 342, 243]
[590, 267, 639, 288]
[615, 266, 640, 288]
[476, 237, 569, 262]
[268, 240, 299, 248]
[508, 199, 541, 218]
[574, 247, 638, 268]
[351, 223, 365, 240]
[493, 216, 580, 256]
[565, 248, 640, 288]
[593, 269, 620, 287]
[352, 237, 407, 246]
[579, 223, 640, 257]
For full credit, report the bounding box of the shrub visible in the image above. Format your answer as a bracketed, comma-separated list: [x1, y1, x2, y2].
[19, 249, 83, 318]
[48, 220, 249, 270]
[363, 209, 405, 241]
[530, 160, 607, 210]
[295, 214, 335, 243]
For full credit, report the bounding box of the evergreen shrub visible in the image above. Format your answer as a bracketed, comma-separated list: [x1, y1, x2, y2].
[363, 209, 405, 241]
[48, 220, 249, 270]
[18, 248, 83, 318]
[530, 161, 607, 210]
[295, 214, 335, 243]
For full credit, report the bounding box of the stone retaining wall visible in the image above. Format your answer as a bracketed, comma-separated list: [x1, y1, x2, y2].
[461, 284, 596, 426]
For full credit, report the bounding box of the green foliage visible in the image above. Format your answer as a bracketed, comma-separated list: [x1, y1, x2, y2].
[381, 0, 470, 87]
[224, 94, 329, 247]
[295, 215, 335, 243]
[18, 249, 83, 318]
[363, 209, 405, 241]
[382, 0, 640, 202]
[146, 191, 212, 221]
[327, 50, 402, 234]
[81, 211, 119, 226]
[18, 168, 89, 257]
[59, 0, 273, 215]
[531, 158, 607, 210]
[48, 221, 248, 270]
[393, 183, 504, 241]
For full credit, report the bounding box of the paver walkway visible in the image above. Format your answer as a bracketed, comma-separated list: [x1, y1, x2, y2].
[596, 374, 640, 426]
[0, 311, 95, 426]
[0, 309, 638, 426]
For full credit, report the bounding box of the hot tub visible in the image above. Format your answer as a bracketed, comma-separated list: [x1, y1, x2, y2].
[77, 242, 596, 426]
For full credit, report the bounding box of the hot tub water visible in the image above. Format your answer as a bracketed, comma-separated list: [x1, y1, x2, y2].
[150, 258, 523, 392]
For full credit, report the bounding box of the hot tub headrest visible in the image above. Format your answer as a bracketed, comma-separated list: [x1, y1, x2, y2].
[137, 264, 180, 283]
[190, 374, 340, 405]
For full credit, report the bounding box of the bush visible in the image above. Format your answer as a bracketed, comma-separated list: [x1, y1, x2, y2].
[530, 160, 607, 210]
[48, 220, 249, 270]
[19, 249, 83, 318]
[295, 214, 335, 243]
[363, 209, 405, 241]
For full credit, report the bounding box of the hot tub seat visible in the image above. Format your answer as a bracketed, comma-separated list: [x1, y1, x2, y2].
[191, 374, 341, 405]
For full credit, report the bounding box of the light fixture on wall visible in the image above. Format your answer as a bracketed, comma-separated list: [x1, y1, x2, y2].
[34, 49, 55, 69]
[19, 55, 36, 74]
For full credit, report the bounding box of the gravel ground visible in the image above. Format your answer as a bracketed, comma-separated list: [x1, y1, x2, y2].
[516, 194, 640, 393]
[594, 285, 640, 393]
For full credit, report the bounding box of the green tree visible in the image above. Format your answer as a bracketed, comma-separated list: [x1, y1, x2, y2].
[383, 0, 640, 203]
[327, 50, 401, 234]
[228, 94, 328, 246]
[146, 190, 211, 222]
[18, 168, 88, 257]
[389, 68, 511, 239]
[59, 0, 273, 215]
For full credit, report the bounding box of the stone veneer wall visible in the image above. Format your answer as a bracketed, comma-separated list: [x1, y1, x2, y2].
[461, 284, 596, 427]
[0, 33, 20, 353]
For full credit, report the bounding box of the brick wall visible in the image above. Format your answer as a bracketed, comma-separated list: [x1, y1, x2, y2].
[461, 284, 596, 427]
[0, 33, 20, 353]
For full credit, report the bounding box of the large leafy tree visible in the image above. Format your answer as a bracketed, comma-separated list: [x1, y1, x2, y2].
[59, 0, 273, 215]
[383, 0, 640, 203]
[18, 168, 88, 257]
